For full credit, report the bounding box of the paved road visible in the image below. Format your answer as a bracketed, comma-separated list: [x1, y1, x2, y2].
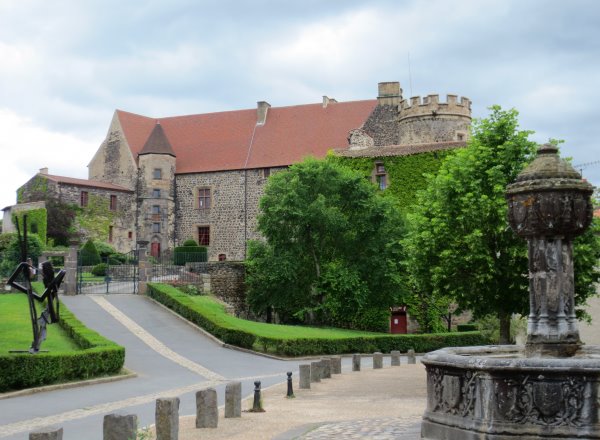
[0, 294, 306, 440]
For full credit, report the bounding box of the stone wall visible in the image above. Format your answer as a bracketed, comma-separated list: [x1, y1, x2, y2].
[190, 261, 246, 314]
[57, 183, 136, 253]
[362, 105, 399, 146]
[88, 112, 138, 190]
[175, 167, 286, 261]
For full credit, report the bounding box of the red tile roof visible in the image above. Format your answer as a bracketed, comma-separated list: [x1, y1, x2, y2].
[43, 174, 133, 192]
[117, 99, 377, 173]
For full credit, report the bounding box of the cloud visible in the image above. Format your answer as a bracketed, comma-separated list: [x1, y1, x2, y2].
[0, 108, 97, 209]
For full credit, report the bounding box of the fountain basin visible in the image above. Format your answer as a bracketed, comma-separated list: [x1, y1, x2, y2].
[421, 345, 600, 439]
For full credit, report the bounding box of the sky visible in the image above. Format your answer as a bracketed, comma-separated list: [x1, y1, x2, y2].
[0, 0, 599, 210]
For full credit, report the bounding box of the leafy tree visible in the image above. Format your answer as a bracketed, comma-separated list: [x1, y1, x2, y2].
[0, 233, 43, 276]
[403, 106, 600, 342]
[245, 157, 407, 331]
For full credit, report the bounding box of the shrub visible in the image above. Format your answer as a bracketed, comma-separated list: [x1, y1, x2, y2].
[80, 239, 101, 266]
[95, 241, 117, 259]
[457, 324, 478, 332]
[183, 239, 199, 247]
[173, 246, 207, 265]
[91, 263, 108, 276]
[0, 303, 124, 392]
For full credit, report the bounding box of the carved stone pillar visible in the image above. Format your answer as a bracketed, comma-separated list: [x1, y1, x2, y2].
[506, 144, 593, 357]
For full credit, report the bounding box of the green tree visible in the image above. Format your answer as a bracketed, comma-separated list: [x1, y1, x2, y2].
[403, 106, 600, 342]
[245, 157, 407, 331]
[0, 233, 43, 276]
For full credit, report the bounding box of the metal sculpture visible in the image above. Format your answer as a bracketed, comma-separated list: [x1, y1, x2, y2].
[6, 215, 66, 353]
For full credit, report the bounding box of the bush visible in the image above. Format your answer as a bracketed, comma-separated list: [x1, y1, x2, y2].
[94, 241, 117, 259]
[147, 283, 490, 356]
[91, 263, 108, 276]
[0, 303, 125, 392]
[174, 246, 207, 265]
[80, 239, 101, 266]
[0, 233, 44, 277]
[457, 324, 478, 332]
[183, 239, 199, 247]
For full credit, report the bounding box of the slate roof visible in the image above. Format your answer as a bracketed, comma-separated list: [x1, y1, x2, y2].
[116, 99, 378, 174]
[139, 122, 176, 157]
[333, 141, 467, 158]
[42, 174, 133, 192]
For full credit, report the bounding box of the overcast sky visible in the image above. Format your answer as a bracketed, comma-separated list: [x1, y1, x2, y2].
[1, 0, 599, 210]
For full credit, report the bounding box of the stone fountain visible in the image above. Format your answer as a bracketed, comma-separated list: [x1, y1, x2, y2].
[420, 144, 600, 439]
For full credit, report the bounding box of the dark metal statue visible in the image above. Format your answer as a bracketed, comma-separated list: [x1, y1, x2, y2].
[6, 215, 66, 354]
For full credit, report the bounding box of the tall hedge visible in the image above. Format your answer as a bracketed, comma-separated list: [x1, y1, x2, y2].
[12, 208, 48, 245]
[174, 245, 207, 265]
[80, 239, 101, 266]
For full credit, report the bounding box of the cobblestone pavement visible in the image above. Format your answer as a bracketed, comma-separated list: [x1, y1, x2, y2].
[298, 418, 421, 439]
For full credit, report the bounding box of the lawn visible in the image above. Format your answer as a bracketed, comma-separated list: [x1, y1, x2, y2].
[0, 293, 79, 353]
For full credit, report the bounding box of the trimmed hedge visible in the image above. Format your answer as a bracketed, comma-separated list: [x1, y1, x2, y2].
[147, 283, 490, 356]
[173, 245, 207, 265]
[0, 303, 125, 392]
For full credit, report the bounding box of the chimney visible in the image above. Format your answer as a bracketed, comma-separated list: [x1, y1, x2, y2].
[377, 82, 402, 106]
[257, 101, 271, 125]
[39, 167, 48, 175]
[322, 96, 338, 108]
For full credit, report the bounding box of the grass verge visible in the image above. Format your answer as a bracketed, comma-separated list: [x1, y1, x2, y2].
[147, 283, 489, 356]
[0, 290, 125, 392]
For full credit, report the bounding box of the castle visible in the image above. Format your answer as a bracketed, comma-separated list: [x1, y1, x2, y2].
[12, 82, 471, 260]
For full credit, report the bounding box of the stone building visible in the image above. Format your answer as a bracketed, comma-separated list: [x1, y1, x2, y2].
[15, 81, 471, 259]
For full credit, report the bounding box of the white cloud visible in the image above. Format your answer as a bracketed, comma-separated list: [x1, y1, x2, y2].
[0, 108, 97, 209]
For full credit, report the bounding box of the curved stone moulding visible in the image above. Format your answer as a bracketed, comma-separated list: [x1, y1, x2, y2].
[421, 345, 600, 440]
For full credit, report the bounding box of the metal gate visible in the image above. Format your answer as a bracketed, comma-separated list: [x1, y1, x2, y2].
[77, 250, 139, 294]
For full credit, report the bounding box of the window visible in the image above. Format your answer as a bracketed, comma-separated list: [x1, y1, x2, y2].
[198, 188, 211, 209]
[198, 226, 210, 246]
[152, 188, 161, 198]
[374, 162, 387, 190]
[152, 222, 161, 233]
[80, 191, 89, 207]
[108, 226, 113, 243]
[128, 231, 133, 239]
[110, 195, 117, 211]
[151, 205, 161, 221]
[218, 253, 227, 261]
[153, 168, 162, 180]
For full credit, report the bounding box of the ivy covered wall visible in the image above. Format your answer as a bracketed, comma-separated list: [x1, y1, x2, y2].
[329, 150, 456, 211]
[11, 207, 47, 244]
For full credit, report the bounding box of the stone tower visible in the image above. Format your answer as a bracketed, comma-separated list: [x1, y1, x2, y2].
[137, 122, 176, 257]
[398, 92, 471, 144]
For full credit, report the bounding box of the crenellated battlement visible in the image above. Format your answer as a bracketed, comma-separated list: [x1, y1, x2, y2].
[399, 94, 471, 120]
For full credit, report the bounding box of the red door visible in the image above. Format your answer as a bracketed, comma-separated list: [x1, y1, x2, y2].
[390, 310, 408, 334]
[151, 242, 161, 258]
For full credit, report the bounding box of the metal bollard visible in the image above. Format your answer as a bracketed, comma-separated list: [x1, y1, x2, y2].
[286, 371, 295, 398]
[251, 380, 265, 412]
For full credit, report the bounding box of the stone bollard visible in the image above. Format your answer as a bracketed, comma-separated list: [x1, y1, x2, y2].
[225, 381, 242, 418]
[373, 352, 383, 369]
[407, 349, 416, 364]
[331, 356, 342, 374]
[310, 361, 322, 382]
[352, 353, 361, 371]
[29, 427, 63, 440]
[251, 380, 265, 412]
[156, 397, 179, 440]
[196, 388, 218, 428]
[299, 364, 311, 389]
[286, 372, 295, 398]
[391, 350, 401, 366]
[103, 413, 137, 440]
[321, 358, 332, 378]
